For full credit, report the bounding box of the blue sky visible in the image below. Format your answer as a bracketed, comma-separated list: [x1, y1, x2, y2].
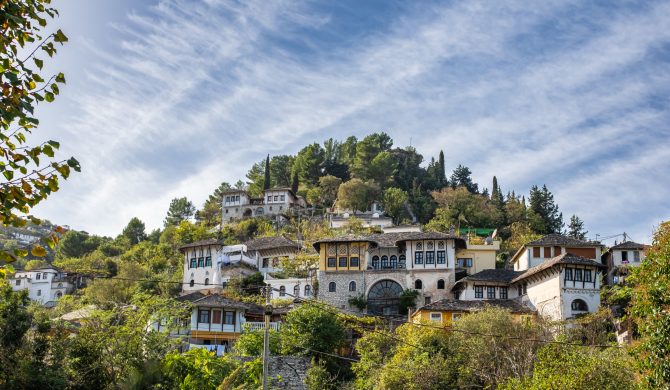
[31, 0, 670, 244]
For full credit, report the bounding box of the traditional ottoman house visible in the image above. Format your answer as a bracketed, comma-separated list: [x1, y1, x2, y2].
[509, 233, 603, 271]
[221, 187, 308, 225]
[314, 231, 502, 315]
[9, 265, 79, 307]
[411, 299, 535, 327]
[602, 241, 649, 284]
[244, 236, 302, 276]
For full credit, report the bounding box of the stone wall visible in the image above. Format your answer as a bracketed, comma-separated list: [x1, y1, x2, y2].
[238, 356, 310, 390]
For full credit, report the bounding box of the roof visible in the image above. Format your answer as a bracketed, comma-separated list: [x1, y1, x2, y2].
[244, 236, 300, 252]
[312, 235, 377, 252]
[610, 241, 648, 250]
[313, 232, 463, 252]
[417, 299, 535, 314]
[454, 269, 524, 288]
[19, 264, 60, 272]
[525, 233, 602, 248]
[56, 305, 97, 322]
[179, 239, 223, 251]
[512, 253, 606, 283]
[191, 294, 263, 311]
[176, 291, 206, 302]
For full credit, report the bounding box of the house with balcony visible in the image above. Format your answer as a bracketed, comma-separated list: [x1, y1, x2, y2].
[221, 187, 308, 225]
[9, 265, 81, 307]
[509, 233, 603, 271]
[175, 291, 280, 356]
[602, 241, 649, 284]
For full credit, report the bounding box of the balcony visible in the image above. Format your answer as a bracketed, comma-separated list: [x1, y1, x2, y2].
[243, 322, 280, 332]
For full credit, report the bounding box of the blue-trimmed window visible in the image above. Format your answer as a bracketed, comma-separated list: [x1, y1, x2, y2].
[475, 286, 483, 298]
[415, 252, 423, 264]
[197, 257, 205, 267]
[327, 257, 336, 267]
[190, 258, 196, 268]
[350, 257, 359, 267]
[205, 256, 212, 267]
[500, 287, 508, 299]
[426, 251, 435, 264]
[339, 257, 348, 268]
[437, 251, 446, 264]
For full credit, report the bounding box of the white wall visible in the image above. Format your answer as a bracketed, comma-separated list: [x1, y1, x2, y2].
[611, 249, 645, 268]
[522, 272, 562, 321]
[405, 239, 456, 271]
[266, 277, 314, 299]
[10, 269, 71, 305]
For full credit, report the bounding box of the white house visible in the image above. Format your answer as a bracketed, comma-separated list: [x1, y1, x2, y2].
[602, 241, 649, 284]
[509, 233, 603, 271]
[243, 236, 302, 276]
[221, 187, 308, 225]
[9, 265, 75, 307]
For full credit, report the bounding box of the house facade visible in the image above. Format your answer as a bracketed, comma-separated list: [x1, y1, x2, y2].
[509, 233, 603, 271]
[221, 187, 307, 224]
[602, 241, 649, 284]
[411, 299, 535, 327]
[9, 266, 77, 307]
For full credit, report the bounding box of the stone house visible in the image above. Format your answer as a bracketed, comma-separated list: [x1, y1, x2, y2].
[221, 187, 308, 225]
[601, 241, 649, 284]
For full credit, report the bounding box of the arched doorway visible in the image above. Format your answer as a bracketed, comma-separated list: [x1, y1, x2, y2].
[367, 279, 403, 316]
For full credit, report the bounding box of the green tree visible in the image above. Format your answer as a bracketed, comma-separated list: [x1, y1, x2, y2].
[0, 0, 80, 268]
[270, 155, 294, 187]
[368, 151, 398, 189]
[382, 187, 408, 224]
[528, 185, 563, 234]
[164, 197, 196, 227]
[351, 132, 393, 180]
[162, 348, 237, 390]
[630, 220, 670, 387]
[438, 150, 446, 186]
[263, 154, 271, 190]
[292, 143, 325, 187]
[390, 146, 425, 193]
[336, 179, 379, 212]
[427, 187, 502, 231]
[121, 217, 146, 245]
[195, 182, 232, 227]
[0, 281, 32, 386]
[55, 230, 101, 259]
[567, 214, 587, 240]
[450, 165, 478, 193]
[318, 175, 342, 208]
[245, 158, 266, 197]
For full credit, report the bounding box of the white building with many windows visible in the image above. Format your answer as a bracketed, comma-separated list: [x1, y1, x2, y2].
[221, 187, 308, 225]
[9, 265, 75, 307]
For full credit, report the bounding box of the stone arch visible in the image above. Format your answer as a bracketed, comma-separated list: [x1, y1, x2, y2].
[367, 279, 403, 316]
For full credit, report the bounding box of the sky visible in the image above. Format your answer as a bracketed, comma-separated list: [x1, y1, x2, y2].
[30, 0, 670, 244]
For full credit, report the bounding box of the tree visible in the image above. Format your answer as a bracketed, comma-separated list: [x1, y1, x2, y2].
[270, 155, 294, 187]
[450, 165, 478, 193]
[245, 159, 266, 197]
[55, 230, 101, 259]
[528, 185, 563, 234]
[630, 220, 670, 387]
[391, 147, 425, 193]
[196, 182, 232, 228]
[351, 132, 393, 180]
[122, 217, 146, 245]
[567, 215, 587, 240]
[383, 187, 408, 224]
[293, 143, 325, 187]
[317, 175, 342, 208]
[291, 169, 299, 193]
[0, 0, 80, 268]
[427, 187, 502, 231]
[161, 348, 237, 390]
[336, 179, 379, 212]
[164, 197, 195, 227]
[0, 282, 32, 386]
[368, 151, 397, 189]
[263, 154, 271, 190]
[438, 150, 446, 186]
[280, 305, 346, 365]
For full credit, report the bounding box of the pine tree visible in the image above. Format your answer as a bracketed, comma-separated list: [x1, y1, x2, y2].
[567, 215, 588, 240]
[528, 185, 563, 234]
[438, 150, 446, 185]
[164, 197, 196, 227]
[263, 154, 271, 190]
[450, 165, 478, 194]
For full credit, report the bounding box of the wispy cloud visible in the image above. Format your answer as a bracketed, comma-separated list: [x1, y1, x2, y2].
[34, 0, 670, 242]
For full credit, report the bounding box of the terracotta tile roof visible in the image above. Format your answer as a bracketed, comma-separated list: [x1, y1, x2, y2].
[610, 241, 648, 250]
[244, 236, 300, 251]
[417, 299, 535, 314]
[512, 253, 605, 283]
[525, 233, 602, 248]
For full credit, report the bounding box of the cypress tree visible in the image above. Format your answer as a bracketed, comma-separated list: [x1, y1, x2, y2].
[263, 154, 271, 190]
[438, 150, 446, 185]
[291, 169, 299, 193]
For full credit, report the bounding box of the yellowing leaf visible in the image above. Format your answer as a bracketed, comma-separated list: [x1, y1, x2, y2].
[31, 245, 47, 257]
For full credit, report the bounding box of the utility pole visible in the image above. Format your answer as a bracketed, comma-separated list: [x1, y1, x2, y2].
[262, 286, 272, 390]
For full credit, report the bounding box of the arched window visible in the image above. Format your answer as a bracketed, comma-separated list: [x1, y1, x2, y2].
[279, 286, 286, 297]
[381, 256, 389, 269]
[204, 278, 209, 286]
[294, 285, 300, 297]
[305, 285, 312, 296]
[372, 256, 380, 269]
[414, 279, 423, 289]
[390, 255, 398, 269]
[398, 255, 406, 268]
[56, 291, 63, 298]
[58, 283, 63, 288]
[571, 299, 588, 312]
[437, 279, 445, 289]
[189, 280, 195, 287]
[349, 281, 357, 292]
[328, 282, 336, 292]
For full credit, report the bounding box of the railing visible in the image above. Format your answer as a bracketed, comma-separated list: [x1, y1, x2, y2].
[243, 322, 280, 332]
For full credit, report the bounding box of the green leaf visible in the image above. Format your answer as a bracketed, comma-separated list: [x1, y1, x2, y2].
[42, 144, 54, 157]
[31, 245, 47, 257]
[0, 251, 17, 264]
[47, 140, 60, 149]
[3, 171, 14, 181]
[45, 92, 55, 102]
[54, 29, 69, 43]
[33, 58, 43, 70]
[55, 72, 66, 83]
[13, 248, 28, 257]
[67, 157, 81, 172]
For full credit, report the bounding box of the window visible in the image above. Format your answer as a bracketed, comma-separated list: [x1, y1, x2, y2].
[437, 251, 446, 264]
[198, 309, 210, 323]
[544, 247, 551, 258]
[349, 281, 357, 292]
[204, 278, 209, 286]
[523, 283, 527, 295]
[225, 209, 228, 214]
[390, 255, 397, 268]
[398, 255, 406, 268]
[350, 257, 360, 267]
[452, 313, 463, 321]
[430, 312, 442, 322]
[235, 195, 240, 201]
[190, 258, 196, 268]
[457, 258, 473, 267]
[584, 270, 592, 282]
[414, 279, 423, 289]
[328, 282, 336, 292]
[279, 286, 286, 297]
[37, 289, 41, 296]
[416, 242, 423, 250]
[224, 311, 235, 325]
[424, 297, 431, 305]
[575, 269, 583, 282]
[327, 257, 336, 268]
[339, 257, 348, 268]
[500, 287, 508, 299]
[487, 286, 496, 299]
[475, 286, 483, 298]
[415, 252, 423, 264]
[621, 251, 629, 263]
[571, 299, 588, 312]
[372, 256, 380, 268]
[634, 251, 640, 262]
[294, 285, 300, 296]
[212, 310, 222, 324]
[226, 196, 230, 202]
[15, 279, 20, 286]
[205, 256, 212, 267]
[437, 279, 445, 289]
[274, 196, 278, 201]
[43, 273, 48, 279]
[280, 195, 285, 201]
[305, 285, 312, 296]
[36, 273, 41, 280]
[198, 257, 205, 267]
[267, 196, 272, 202]
[532, 247, 541, 257]
[564, 268, 573, 281]
[426, 251, 435, 264]
[381, 255, 389, 268]
[56, 292, 62, 298]
[427, 241, 434, 250]
[190, 280, 195, 287]
[262, 258, 270, 268]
